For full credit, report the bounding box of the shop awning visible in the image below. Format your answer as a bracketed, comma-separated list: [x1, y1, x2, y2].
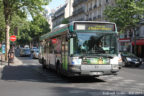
[132, 39, 144, 45]
[119, 38, 130, 42]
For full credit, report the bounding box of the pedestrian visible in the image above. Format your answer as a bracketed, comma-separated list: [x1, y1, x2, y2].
[8, 44, 15, 65]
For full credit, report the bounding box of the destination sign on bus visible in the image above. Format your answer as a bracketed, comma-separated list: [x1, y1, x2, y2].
[75, 23, 115, 31]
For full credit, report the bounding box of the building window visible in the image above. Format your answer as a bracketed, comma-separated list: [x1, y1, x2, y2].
[106, 0, 109, 3]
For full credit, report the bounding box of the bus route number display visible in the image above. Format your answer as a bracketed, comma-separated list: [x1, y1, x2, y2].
[75, 23, 115, 31]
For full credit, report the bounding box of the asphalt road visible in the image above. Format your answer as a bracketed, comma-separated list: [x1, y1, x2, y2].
[0, 56, 144, 96]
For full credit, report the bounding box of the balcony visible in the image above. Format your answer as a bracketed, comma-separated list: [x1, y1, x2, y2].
[93, 5, 97, 9]
[73, 11, 78, 16]
[89, 7, 92, 11]
[88, 18, 92, 21]
[73, 0, 87, 7]
[98, 15, 101, 18]
[78, 18, 84, 21]
[99, 3, 102, 7]
[93, 16, 97, 20]
[73, 7, 85, 16]
[78, 7, 85, 13]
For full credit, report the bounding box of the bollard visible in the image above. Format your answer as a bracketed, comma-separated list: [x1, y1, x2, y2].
[1, 54, 2, 65]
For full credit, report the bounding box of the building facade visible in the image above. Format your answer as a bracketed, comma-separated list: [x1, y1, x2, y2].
[51, 0, 115, 27]
[70, 0, 115, 22]
[52, 4, 67, 28]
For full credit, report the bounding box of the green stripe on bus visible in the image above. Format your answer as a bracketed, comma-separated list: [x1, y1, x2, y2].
[65, 56, 68, 70]
[40, 27, 69, 40]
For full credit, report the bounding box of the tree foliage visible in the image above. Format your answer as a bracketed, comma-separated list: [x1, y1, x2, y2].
[17, 14, 50, 45]
[1, 0, 51, 60]
[62, 18, 69, 24]
[0, 1, 5, 42]
[104, 0, 144, 32]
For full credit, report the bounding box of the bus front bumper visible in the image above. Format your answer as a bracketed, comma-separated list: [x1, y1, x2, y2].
[68, 65, 119, 76]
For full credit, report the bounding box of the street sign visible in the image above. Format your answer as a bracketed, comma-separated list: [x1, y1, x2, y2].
[10, 35, 16, 42]
[2, 44, 5, 54]
[52, 38, 57, 44]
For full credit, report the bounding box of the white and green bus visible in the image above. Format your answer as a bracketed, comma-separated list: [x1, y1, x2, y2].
[39, 21, 120, 77]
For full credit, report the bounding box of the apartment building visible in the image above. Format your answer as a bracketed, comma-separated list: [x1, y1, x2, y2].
[70, 0, 115, 22]
[52, 4, 67, 28]
[65, 0, 74, 18]
[51, 0, 115, 27]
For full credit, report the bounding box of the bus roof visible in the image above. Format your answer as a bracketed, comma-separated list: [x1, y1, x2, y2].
[40, 24, 68, 41]
[40, 21, 116, 41]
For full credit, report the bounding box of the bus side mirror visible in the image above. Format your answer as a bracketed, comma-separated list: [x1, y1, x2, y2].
[66, 34, 71, 41]
[66, 33, 77, 41]
[67, 33, 76, 38]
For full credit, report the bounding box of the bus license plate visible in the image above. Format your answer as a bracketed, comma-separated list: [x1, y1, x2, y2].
[91, 72, 102, 75]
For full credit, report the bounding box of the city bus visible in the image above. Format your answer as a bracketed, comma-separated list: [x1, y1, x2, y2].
[39, 21, 120, 77]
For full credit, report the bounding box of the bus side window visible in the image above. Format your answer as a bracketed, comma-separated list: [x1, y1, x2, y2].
[49, 40, 54, 54]
[46, 41, 49, 54]
[44, 45, 47, 53]
[54, 37, 61, 54]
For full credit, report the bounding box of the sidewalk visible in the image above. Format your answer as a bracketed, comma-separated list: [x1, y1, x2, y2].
[0, 55, 23, 68]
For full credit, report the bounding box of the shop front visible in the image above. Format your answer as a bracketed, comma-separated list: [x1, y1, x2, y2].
[132, 39, 144, 58]
[119, 38, 131, 52]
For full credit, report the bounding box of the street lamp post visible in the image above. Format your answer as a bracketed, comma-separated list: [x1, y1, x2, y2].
[133, 28, 137, 55]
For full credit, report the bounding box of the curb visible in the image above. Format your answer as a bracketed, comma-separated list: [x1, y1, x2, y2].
[0, 56, 23, 67]
[10, 56, 23, 66]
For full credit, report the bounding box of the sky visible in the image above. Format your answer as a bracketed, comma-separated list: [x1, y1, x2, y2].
[47, 0, 65, 10]
[28, 0, 65, 20]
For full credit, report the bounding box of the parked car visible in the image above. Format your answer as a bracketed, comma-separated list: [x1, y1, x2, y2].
[20, 48, 31, 57]
[120, 52, 142, 67]
[31, 47, 37, 52]
[31, 48, 39, 59]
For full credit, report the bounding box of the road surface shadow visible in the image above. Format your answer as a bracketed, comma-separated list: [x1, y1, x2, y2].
[36, 68, 105, 83]
[1, 65, 49, 83]
[1, 64, 105, 83]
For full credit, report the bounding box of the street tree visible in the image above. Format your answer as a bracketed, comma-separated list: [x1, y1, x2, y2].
[104, 0, 144, 32]
[30, 14, 50, 42]
[17, 14, 51, 46]
[0, 1, 5, 42]
[1, 0, 51, 60]
[104, 0, 144, 54]
[62, 18, 69, 24]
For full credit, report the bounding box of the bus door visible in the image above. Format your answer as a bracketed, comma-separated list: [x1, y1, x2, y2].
[62, 36, 68, 71]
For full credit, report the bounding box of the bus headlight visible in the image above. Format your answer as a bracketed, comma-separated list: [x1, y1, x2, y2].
[71, 57, 82, 65]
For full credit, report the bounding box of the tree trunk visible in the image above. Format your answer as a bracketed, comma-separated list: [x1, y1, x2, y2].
[3, 0, 11, 61]
[5, 23, 10, 61]
[134, 28, 137, 55]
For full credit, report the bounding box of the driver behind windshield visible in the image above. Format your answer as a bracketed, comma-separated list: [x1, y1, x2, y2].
[95, 41, 105, 53]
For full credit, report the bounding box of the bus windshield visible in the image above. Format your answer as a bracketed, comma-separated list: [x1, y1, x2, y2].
[73, 32, 117, 55]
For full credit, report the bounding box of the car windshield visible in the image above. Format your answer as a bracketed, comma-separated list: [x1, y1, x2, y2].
[24, 49, 30, 52]
[34, 49, 39, 52]
[73, 32, 118, 55]
[122, 52, 136, 57]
